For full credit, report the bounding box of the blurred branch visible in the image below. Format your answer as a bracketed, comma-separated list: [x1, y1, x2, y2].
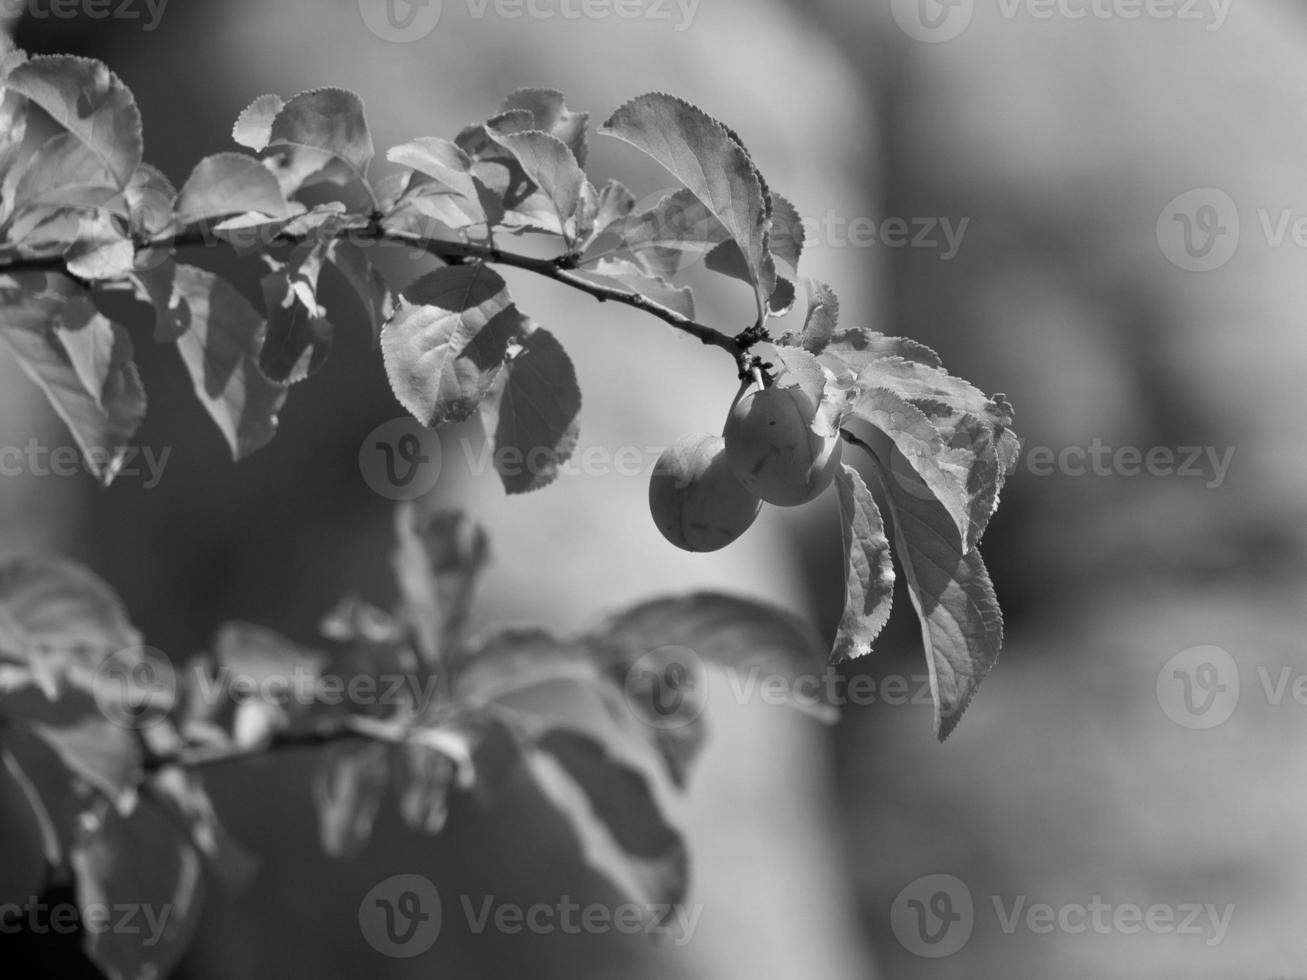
[142, 714, 404, 773]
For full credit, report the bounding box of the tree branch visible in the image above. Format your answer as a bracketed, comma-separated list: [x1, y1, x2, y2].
[142, 714, 404, 773]
[0, 219, 753, 359]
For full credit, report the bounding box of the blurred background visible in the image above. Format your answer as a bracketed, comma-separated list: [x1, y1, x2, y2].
[3, 0, 1307, 977]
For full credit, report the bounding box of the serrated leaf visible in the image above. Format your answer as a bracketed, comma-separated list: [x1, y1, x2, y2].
[865, 454, 1003, 740]
[175, 153, 291, 225]
[769, 192, 805, 274]
[832, 463, 894, 661]
[478, 322, 581, 494]
[767, 276, 796, 317]
[584, 179, 636, 246]
[6, 56, 142, 188]
[386, 137, 501, 230]
[579, 257, 695, 321]
[454, 115, 548, 226]
[314, 740, 389, 858]
[392, 505, 490, 667]
[0, 275, 146, 486]
[326, 241, 393, 344]
[524, 727, 688, 911]
[232, 93, 284, 151]
[820, 326, 943, 372]
[502, 88, 589, 166]
[128, 256, 177, 340]
[581, 188, 728, 278]
[602, 93, 774, 319]
[72, 795, 205, 980]
[168, 264, 287, 460]
[0, 88, 28, 217]
[63, 212, 135, 281]
[124, 164, 176, 240]
[258, 243, 333, 384]
[777, 279, 839, 354]
[768, 344, 828, 407]
[485, 127, 587, 246]
[0, 555, 139, 675]
[267, 88, 374, 190]
[380, 263, 522, 427]
[5, 132, 123, 231]
[54, 292, 116, 398]
[846, 385, 974, 545]
[853, 357, 1018, 547]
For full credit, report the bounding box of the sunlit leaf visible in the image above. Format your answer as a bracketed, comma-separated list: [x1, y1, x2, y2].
[478, 322, 581, 494]
[832, 463, 894, 661]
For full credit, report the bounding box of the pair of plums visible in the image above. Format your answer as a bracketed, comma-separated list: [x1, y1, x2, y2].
[649, 382, 843, 552]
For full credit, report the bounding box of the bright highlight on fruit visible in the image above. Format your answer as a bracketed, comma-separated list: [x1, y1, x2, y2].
[649, 433, 762, 552]
[722, 382, 843, 506]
